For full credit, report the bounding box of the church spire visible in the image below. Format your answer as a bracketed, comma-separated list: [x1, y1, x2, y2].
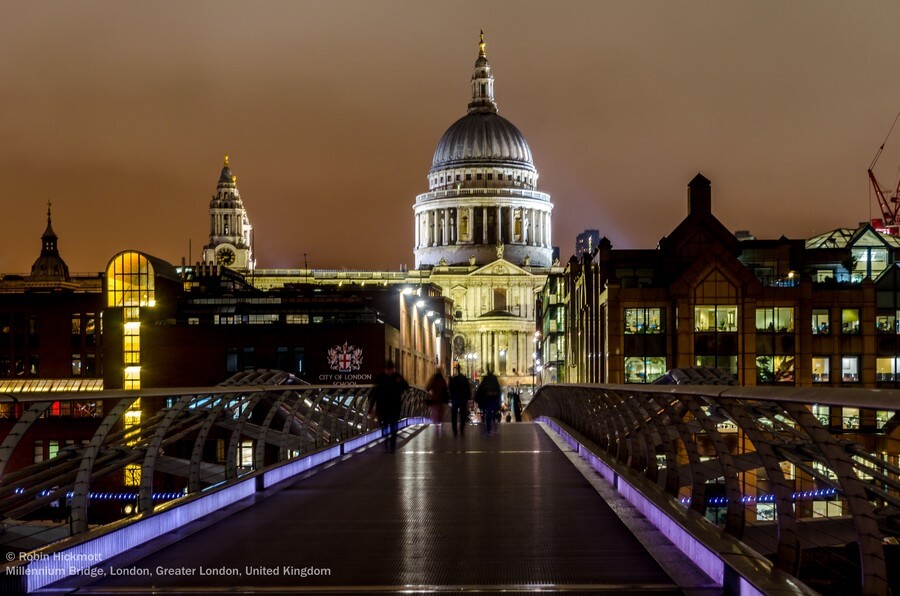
[218, 153, 236, 186]
[31, 200, 70, 281]
[42, 201, 58, 249]
[468, 30, 498, 114]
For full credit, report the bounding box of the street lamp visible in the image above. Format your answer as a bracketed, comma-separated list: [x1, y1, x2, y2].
[464, 352, 477, 377]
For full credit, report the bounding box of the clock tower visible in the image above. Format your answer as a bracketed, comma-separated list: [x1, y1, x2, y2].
[202, 155, 254, 271]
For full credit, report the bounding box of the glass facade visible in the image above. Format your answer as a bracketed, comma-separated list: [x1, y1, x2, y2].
[624, 308, 666, 382]
[694, 305, 738, 377]
[755, 308, 795, 383]
[107, 252, 158, 487]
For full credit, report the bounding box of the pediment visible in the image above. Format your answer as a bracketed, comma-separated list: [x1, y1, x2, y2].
[469, 258, 530, 277]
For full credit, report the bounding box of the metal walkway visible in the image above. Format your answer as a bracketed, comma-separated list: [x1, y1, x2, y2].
[41, 423, 716, 593]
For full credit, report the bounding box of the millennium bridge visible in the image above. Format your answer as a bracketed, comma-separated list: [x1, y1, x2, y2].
[0, 369, 898, 594]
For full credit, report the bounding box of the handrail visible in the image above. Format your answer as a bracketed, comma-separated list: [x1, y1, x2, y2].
[0, 371, 428, 551]
[525, 383, 900, 594]
[0, 415, 429, 593]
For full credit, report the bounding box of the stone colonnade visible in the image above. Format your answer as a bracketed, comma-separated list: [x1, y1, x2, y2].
[415, 205, 550, 249]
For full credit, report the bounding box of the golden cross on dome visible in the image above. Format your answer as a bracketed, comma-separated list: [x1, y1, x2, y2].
[479, 30, 486, 57]
[224, 154, 229, 166]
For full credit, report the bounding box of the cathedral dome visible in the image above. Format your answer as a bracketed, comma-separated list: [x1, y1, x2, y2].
[430, 112, 534, 172]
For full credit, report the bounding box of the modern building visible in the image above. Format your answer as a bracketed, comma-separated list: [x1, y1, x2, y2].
[549, 174, 900, 425]
[575, 229, 600, 256]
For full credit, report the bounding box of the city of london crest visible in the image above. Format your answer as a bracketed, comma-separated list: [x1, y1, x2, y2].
[327, 342, 363, 373]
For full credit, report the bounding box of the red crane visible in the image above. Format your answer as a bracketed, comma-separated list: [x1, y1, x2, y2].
[869, 111, 900, 234]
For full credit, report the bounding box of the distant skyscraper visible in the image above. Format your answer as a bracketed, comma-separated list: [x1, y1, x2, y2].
[575, 229, 600, 256]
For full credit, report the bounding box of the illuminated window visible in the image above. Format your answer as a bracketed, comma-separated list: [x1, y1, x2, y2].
[812, 309, 830, 334]
[756, 308, 795, 384]
[812, 404, 830, 426]
[812, 356, 830, 383]
[695, 305, 737, 332]
[876, 357, 900, 383]
[237, 440, 254, 469]
[842, 356, 860, 383]
[756, 355, 794, 384]
[694, 305, 738, 378]
[624, 356, 667, 384]
[876, 310, 900, 334]
[107, 252, 156, 391]
[625, 308, 663, 334]
[71, 354, 82, 376]
[755, 307, 793, 332]
[33, 440, 43, 463]
[842, 407, 860, 429]
[841, 309, 860, 335]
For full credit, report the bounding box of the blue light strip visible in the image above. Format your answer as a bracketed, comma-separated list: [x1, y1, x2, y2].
[536, 417, 808, 595]
[7, 418, 430, 593]
[679, 488, 840, 507]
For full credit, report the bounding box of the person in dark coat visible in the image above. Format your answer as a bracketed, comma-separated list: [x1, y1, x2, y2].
[475, 368, 501, 435]
[510, 390, 523, 422]
[425, 367, 450, 432]
[448, 364, 472, 436]
[369, 360, 408, 450]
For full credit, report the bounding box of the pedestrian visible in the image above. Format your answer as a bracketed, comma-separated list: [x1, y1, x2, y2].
[369, 360, 408, 451]
[448, 364, 473, 436]
[511, 390, 523, 422]
[425, 367, 450, 432]
[475, 367, 501, 435]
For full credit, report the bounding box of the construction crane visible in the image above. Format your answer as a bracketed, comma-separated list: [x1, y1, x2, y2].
[869, 111, 900, 235]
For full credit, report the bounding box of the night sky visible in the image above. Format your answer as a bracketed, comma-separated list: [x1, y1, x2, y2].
[3, 1, 900, 274]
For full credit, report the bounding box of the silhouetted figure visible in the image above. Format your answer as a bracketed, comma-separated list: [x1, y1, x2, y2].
[510, 390, 523, 422]
[425, 367, 450, 432]
[448, 364, 473, 436]
[475, 368, 501, 435]
[370, 360, 408, 450]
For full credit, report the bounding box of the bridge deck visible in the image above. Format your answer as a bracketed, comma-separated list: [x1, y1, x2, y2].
[47, 423, 715, 593]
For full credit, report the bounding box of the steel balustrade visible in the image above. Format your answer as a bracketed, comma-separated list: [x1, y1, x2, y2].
[525, 382, 900, 595]
[0, 370, 427, 548]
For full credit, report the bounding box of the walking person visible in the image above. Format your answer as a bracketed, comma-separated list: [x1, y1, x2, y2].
[448, 364, 472, 436]
[425, 367, 450, 433]
[475, 367, 501, 435]
[510, 389, 523, 422]
[369, 360, 408, 451]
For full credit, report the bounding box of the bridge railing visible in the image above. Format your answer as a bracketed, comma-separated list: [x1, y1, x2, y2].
[0, 370, 428, 554]
[525, 383, 900, 595]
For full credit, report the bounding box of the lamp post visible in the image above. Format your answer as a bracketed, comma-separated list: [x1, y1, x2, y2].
[464, 352, 477, 377]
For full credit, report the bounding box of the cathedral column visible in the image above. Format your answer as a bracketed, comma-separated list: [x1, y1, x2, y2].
[540, 211, 546, 247]
[524, 209, 529, 246]
[449, 210, 456, 244]
[415, 213, 420, 248]
[441, 209, 448, 245]
[544, 211, 551, 247]
[432, 210, 439, 247]
[496, 206, 502, 246]
[482, 207, 489, 244]
[509, 207, 515, 243]
[531, 209, 537, 246]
